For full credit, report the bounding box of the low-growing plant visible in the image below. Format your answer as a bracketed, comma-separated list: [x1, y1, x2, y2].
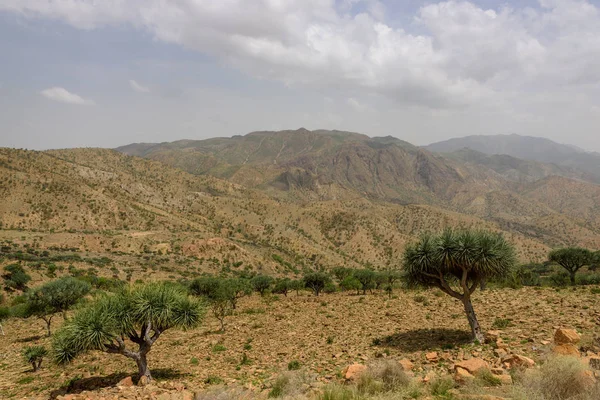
[22, 345, 47, 372]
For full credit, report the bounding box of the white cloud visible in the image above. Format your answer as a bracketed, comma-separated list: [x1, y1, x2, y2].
[40, 87, 94, 105]
[4, 1, 600, 110]
[129, 79, 150, 93]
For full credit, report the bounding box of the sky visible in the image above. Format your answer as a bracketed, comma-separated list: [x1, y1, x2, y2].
[1, 0, 600, 151]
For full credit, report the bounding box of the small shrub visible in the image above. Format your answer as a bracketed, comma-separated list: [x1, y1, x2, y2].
[319, 384, 358, 400]
[492, 317, 512, 329]
[204, 376, 223, 385]
[413, 295, 426, 303]
[430, 375, 456, 396]
[475, 369, 502, 386]
[287, 360, 301, 371]
[212, 344, 227, 352]
[518, 356, 596, 400]
[190, 357, 199, 366]
[22, 345, 47, 372]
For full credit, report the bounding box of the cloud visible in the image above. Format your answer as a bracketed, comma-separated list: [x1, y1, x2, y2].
[5, 1, 600, 110]
[129, 79, 150, 93]
[40, 87, 94, 105]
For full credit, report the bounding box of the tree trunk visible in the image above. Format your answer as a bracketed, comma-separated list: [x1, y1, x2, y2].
[570, 272, 576, 285]
[463, 297, 484, 343]
[136, 353, 152, 382]
[45, 319, 52, 337]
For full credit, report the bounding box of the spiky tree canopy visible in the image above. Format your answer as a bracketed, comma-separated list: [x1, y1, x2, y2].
[403, 229, 516, 295]
[53, 282, 204, 366]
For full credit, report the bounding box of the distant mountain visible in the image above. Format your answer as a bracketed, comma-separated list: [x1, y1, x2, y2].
[425, 134, 600, 180]
[115, 129, 600, 251]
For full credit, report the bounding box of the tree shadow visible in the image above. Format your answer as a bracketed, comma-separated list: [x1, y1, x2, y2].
[49, 372, 129, 399]
[15, 334, 45, 343]
[375, 328, 472, 352]
[48, 369, 190, 399]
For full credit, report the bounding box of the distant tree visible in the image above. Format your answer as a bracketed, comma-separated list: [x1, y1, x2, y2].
[332, 267, 353, 283]
[381, 270, 401, 297]
[188, 276, 221, 298]
[251, 275, 273, 296]
[374, 272, 388, 290]
[23, 277, 91, 336]
[273, 278, 292, 297]
[289, 279, 304, 296]
[403, 229, 515, 342]
[548, 248, 593, 285]
[22, 345, 47, 372]
[53, 282, 204, 382]
[353, 269, 376, 295]
[340, 275, 361, 294]
[2, 264, 31, 292]
[303, 272, 331, 296]
[226, 278, 252, 309]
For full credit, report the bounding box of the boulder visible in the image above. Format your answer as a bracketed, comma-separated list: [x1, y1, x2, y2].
[501, 354, 535, 368]
[554, 328, 581, 345]
[398, 358, 414, 371]
[454, 358, 489, 375]
[117, 376, 134, 387]
[343, 363, 367, 381]
[454, 367, 475, 384]
[425, 352, 439, 362]
[553, 344, 580, 357]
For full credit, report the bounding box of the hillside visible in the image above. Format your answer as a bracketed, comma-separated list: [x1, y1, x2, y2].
[116, 129, 600, 251]
[0, 146, 581, 284]
[425, 134, 600, 182]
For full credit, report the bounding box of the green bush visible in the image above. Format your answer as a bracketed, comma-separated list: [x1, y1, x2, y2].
[287, 360, 301, 370]
[23, 276, 91, 336]
[303, 272, 332, 296]
[2, 264, 31, 291]
[22, 345, 47, 372]
[251, 275, 273, 296]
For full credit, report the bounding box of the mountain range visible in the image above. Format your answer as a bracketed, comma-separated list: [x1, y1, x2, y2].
[1, 129, 599, 276]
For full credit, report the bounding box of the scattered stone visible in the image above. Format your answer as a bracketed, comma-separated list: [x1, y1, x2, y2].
[485, 330, 501, 344]
[494, 348, 508, 358]
[426, 352, 439, 362]
[117, 376, 134, 388]
[454, 367, 475, 384]
[554, 328, 581, 345]
[553, 344, 580, 357]
[501, 354, 535, 368]
[454, 358, 489, 375]
[399, 358, 414, 371]
[342, 363, 367, 381]
[138, 375, 150, 386]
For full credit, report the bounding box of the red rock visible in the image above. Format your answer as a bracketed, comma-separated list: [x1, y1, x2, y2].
[454, 367, 475, 383]
[501, 354, 535, 368]
[117, 376, 134, 387]
[398, 358, 414, 371]
[554, 328, 581, 345]
[454, 358, 489, 374]
[426, 352, 439, 362]
[553, 344, 580, 356]
[343, 364, 367, 381]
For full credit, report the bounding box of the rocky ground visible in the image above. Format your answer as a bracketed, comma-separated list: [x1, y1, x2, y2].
[1, 286, 600, 399]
